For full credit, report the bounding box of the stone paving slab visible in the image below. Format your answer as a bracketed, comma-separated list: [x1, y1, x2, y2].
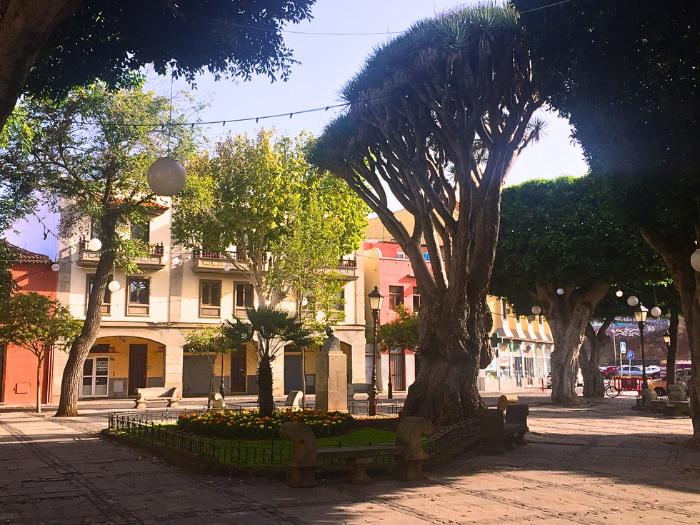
[1, 398, 699, 524]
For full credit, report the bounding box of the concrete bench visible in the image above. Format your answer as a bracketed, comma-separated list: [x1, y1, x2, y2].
[480, 403, 529, 452]
[318, 445, 406, 484]
[279, 416, 433, 487]
[134, 387, 180, 409]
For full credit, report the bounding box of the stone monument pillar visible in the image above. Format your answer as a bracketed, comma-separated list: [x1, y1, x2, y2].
[315, 327, 348, 412]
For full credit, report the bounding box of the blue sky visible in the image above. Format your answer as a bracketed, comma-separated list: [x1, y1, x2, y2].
[8, 0, 587, 257]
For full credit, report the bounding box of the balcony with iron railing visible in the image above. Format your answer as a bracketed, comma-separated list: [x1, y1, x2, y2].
[192, 249, 249, 274]
[77, 238, 165, 270]
[336, 257, 358, 279]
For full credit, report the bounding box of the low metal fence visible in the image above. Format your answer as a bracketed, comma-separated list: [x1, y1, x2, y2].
[108, 411, 290, 467]
[424, 417, 480, 460]
[107, 407, 479, 470]
[348, 400, 403, 415]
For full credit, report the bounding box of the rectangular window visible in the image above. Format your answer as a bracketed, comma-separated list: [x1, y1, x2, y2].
[127, 277, 150, 316]
[235, 283, 254, 308]
[389, 285, 404, 310]
[130, 221, 150, 243]
[412, 286, 421, 311]
[87, 275, 112, 315]
[395, 251, 407, 260]
[200, 280, 222, 317]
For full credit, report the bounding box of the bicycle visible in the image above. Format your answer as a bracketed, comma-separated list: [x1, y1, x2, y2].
[605, 381, 622, 398]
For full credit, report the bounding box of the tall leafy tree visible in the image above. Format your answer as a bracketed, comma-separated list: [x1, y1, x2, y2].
[513, 0, 700, 442]
[223, 306, 313, 416]
[491, 177, 665, 403]
[0, 292, 81, 413]
[0, 0, 315, 130]
[0, 82, 196, 416]
[311, 5, 543, 424]
[172, 130, 367, 321]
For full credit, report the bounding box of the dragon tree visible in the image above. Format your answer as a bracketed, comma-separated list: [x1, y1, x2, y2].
[311, 5, 543, 425]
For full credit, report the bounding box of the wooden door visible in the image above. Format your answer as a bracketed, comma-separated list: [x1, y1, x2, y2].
[128, 344, 147, 395]
[231, 350, 247, 393]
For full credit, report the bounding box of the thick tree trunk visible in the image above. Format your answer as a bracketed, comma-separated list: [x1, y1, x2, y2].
[35, 357, 42, 414]
[581, 321, 609, 398]
[0, 0, 81, 129]
[580, 340, 604, 398]
[640, 227, 699, 444]
[666, 307, 679, 385]
[55, 247, 115, 417]
[257, 352, 274, 417]
[539, 283, 609, 405]
[402, 296, 490, 425]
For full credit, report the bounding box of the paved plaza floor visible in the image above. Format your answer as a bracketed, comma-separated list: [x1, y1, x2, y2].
[0, 396, 698, 524]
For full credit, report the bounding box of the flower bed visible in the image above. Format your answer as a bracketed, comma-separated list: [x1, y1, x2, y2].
[176, 409, 354, 440]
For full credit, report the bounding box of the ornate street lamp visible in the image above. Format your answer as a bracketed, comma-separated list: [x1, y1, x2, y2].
[662, 330, 671, 347]
[633, 304, 649, 390]
[368, 286, 383, 416]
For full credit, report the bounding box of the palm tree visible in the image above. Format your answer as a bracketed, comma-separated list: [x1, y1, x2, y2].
[224, 306, 313, 416]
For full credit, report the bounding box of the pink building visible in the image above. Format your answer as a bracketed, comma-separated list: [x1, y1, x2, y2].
[362, 239, 428, 393]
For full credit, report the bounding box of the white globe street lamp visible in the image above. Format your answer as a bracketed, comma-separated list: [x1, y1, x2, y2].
[691, 248, 700, 272]
[531, 305, 542, 315]
[556, 288, 565, 296]
[147, 157, 186, 196]
[615, 290, 624, 298]
[626, 295, 639, 307]
[650, 306, 662, 317]
[50, 262, 60, 272]
[108, 280, 121, 292]
[87, 238, 102, 252]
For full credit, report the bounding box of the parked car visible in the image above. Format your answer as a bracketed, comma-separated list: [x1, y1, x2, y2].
[617, 365, 644, 376]
[601, 365, 618, 379]
[645, 365, 662, 379]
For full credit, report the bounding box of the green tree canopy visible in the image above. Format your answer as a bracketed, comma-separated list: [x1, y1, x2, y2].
[0, 0, 316, 130]
[0, 82, 197, 416]
[491, 176, 666, 402]
[311, 4, 543, 425]
[513, 0, 700, 437]
[172, 130, 368, 325]
[0, 292, 81, 412]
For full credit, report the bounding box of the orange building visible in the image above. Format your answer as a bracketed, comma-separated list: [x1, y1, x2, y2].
[0, 242, 58, 406]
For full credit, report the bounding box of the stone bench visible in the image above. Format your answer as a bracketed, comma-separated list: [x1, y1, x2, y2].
[279, 416, 433, 487]
[318, 445, 406, 484]
[480, 403, 529, 452]
[134, 387, 180, 409]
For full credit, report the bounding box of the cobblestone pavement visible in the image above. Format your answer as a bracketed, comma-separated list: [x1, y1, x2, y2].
[0, 397, 698, 524]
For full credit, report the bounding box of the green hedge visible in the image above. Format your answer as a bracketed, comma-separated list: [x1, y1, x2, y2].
[176, 409, 354, 439]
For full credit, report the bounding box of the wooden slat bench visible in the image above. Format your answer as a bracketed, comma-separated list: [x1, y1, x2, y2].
[134, 387, 180, 409]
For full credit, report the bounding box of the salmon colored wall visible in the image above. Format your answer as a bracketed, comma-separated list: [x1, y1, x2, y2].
[2, 262, 57, 405]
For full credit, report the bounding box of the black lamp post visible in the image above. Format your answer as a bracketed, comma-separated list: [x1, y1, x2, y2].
[663, 330, 671, 348]
[219, 352, 226, 398]
[368, 285, 383, 416]
[633, 303, 649, 390]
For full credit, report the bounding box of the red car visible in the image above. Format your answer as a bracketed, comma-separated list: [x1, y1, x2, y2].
[601, 366, 618, 379]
